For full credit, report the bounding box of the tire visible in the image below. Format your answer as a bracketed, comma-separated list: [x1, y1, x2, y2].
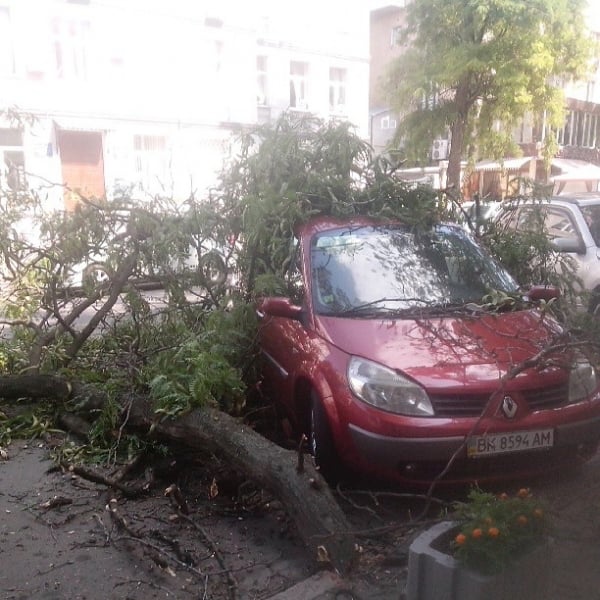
[198, 251, 227, 287]
[309, 391, 342, 483]
[81, 262, 111, 289]
[589, 288, 600, 316]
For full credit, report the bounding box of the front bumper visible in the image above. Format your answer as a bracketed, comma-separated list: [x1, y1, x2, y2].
[348, 415, 600, 470]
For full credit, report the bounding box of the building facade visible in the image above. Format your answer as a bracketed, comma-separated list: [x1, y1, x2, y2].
[0, 0, 370, 209]
[369, 3, 407, 154]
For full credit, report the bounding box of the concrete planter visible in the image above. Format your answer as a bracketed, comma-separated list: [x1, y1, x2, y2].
[405, 521, 550, 600]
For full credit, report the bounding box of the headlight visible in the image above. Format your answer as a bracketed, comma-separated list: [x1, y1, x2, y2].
[348, 356, 434, 416]
[569, 358, 597, 403]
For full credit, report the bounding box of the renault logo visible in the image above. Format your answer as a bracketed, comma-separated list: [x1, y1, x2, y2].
[501, 396, 518, 419]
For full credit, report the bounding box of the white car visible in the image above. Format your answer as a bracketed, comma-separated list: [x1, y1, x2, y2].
[495, 193, 600, 312]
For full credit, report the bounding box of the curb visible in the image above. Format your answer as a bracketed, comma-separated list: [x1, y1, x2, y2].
[264, 571, 344, 599]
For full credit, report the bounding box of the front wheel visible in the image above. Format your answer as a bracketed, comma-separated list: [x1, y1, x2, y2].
[198, 251, 227, 287]
[309, 391, 342, 483]
[589, 288, 600, 315]
[81, 262, 111, 290]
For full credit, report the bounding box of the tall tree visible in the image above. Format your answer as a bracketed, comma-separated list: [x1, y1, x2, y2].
[385, 0, 594, 192]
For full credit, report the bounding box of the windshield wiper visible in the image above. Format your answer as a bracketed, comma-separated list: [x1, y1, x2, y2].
[334, 297, 431, 317]
[332, 299, 477, 318]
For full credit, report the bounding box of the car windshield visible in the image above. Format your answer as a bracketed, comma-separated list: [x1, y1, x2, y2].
[310, 224, 518, 316]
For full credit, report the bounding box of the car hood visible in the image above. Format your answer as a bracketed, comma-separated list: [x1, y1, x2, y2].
[314, 309, 563, 388]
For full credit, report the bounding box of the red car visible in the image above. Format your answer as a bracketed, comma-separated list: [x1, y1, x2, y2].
[257, 216, 600, 485]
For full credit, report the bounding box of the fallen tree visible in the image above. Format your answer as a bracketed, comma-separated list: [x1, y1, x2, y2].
[0, 374, 357, 574]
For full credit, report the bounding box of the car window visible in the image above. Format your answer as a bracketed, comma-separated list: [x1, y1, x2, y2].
[579, 204, 600, 247]
[286, 239, 305, 304]
[544, 207, 579, 242]
[508, 205, 580, 244]
[514, 206, 543, 231]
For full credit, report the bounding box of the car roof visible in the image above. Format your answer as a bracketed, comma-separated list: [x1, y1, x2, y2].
[551, 193, 600, 207]
[296, 216, 466, 238]
[296, 215, 391, 236]
[501, 193, 600, 210]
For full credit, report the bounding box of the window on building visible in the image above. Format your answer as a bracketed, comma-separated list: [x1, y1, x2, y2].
[0, 128, 25, 191]
[0, 7, 14, 76]
[558, 111, 573, 146]
[52, 17, 90, 79]
[257, 55, 268, 105]
[557, 110, 600, 149]
[329, 67, 346, 113]
[213, 40, 223, 74]
[390, 25, 404, 46]
[380, 115, 397, 130]
[585, 114, 598, 148]
[133, 135, 169, 189]
[587, 81, 596, 103]
[290, 61, 309, 109]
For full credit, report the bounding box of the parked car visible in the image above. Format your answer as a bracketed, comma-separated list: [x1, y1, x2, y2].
[77, 247, 229, 292]
[257, 216, 600, 485]
[494, 194, 600, 313]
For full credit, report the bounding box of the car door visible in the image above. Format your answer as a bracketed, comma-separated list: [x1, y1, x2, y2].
[512, 204, 588, 290]
[257, 243, 311, 417]
[539, 205, 588, 286]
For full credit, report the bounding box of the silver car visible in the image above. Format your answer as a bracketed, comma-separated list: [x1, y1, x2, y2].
[495, 193, 600, 313]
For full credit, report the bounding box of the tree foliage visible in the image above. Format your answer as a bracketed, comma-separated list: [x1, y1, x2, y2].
[215, 112, 441, 296]
[384, 0, 594, 190]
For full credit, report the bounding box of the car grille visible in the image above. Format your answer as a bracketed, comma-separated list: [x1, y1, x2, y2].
[526, 384, 570, 410]
[430, 384, 569, 417]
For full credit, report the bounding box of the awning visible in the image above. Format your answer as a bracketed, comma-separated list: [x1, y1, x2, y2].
[53, 118, 108, 132]
[549, 158, 600, 182]
[474, 157, 534, 172]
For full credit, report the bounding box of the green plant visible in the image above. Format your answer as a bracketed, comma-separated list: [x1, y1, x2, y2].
[147, 341, 246, 419]
[451, 487, 548, 575]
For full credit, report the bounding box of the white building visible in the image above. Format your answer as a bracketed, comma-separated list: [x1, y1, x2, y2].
[0, 0, 370, 209]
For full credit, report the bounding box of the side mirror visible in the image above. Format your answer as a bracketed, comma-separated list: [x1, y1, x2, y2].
[525, 285, 560, 303]
[257, 297, 303, 319]
[551, 237, 585, 254]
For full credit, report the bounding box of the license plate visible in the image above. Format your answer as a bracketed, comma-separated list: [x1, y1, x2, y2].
[467, 429, 554, 458]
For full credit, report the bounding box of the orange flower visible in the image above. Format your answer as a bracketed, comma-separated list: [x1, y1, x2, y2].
[498, 492, 509, 500]
[517, 488, 531, 499]
[533, 508, 544, 519]
[471, 528, 483, 539]
[488, 527, 500, 538]
[517, 515, 528, 526]
[455, 533, 467, 546]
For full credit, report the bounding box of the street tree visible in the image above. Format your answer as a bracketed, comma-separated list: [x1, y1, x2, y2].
[0, 113, 441, 572]
[384, 0, 594, 192]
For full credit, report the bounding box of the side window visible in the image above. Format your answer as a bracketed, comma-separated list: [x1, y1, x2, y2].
[580, 205, 600, 247]
[513, 205, 579, 242]
[495, 206, 520, 231]
[544, 207, 580, 242]
[286, 240, 305, 304]
[515, 207, 539, 231]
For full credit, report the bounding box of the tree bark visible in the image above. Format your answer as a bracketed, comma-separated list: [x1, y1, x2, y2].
[446, 77, 474, 194]
[447, 119, 466, 194]
[0, 375, 357, 574]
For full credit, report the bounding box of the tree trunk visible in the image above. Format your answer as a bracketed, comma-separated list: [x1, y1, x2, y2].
[446, 78, 474, 195]
[0, 375, 357, 574]
[447, 118, 466, 194]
